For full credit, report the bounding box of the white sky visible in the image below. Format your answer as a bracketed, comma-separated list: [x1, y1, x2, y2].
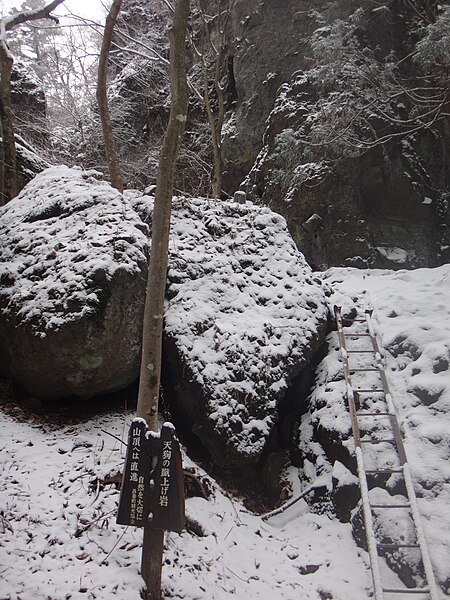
[1, 0, 108, 21]
[56, 0, 109, 22]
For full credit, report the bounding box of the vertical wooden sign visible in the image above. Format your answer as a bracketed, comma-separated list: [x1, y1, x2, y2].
[116, 420, 185, 532]
[149, 423, 185, 533]
[117, 419, 152, 527]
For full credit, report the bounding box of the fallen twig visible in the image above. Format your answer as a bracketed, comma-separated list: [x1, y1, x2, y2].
[261, 482, 317, 521]
[100, 429, 127, 447]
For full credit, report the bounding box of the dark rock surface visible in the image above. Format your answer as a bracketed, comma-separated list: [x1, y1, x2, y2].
[331, 460, 360, 523]
[222, 0, 362, 193]
[1, 61, 50, 197]
[11, 60, 47, 148]
[0, 137, 50, 198]
[223, 1, 450, 268]
[244, 75, 450, 268]
[0, 167, 149, 399]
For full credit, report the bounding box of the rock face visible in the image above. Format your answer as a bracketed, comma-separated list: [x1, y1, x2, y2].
[133, 196, 328, 468]
[0, 166, 149, 399]
[222, 0, 362, 193]
[1, 62, 50, 196]
[11, 60, 47, 148]
[246, 67, 450, 269]
[223, 1, 450, 268]
[244, 74, 450, 269]
[0, 137, 50, 198]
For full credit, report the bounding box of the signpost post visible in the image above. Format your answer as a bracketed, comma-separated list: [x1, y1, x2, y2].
[116, 420, 185, 596]
[121, 0, 190, 596]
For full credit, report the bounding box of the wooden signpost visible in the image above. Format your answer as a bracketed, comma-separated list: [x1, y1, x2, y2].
[150, 424, 185, 533]
[116, 419, 185, 596]
[117, 419, 152, 528]
[117, 420, 184, 531]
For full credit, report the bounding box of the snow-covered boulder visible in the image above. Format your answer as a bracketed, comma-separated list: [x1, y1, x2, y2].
[0, 166, 149, 399]
[133, 196, 328, 468]
[0, 171, 328, 471]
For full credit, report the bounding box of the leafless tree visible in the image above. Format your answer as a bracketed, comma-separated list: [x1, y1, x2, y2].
[189, 0, 234, 198]
[97, 0, 124, 192]
[292, 3, 450, 160]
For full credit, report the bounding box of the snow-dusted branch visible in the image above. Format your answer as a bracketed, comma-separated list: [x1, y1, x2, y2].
[113, 28, 169, 65]
[3, 0, 66, 34]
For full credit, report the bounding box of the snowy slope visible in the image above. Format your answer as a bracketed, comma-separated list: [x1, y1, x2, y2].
[323, 266, 450, 595]
[0, 403, 370, 600]
[1, 265, 449, 599]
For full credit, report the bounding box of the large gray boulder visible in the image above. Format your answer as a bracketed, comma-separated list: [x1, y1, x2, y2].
[133, 196, 329, 468]
[0, 166, 149, 399]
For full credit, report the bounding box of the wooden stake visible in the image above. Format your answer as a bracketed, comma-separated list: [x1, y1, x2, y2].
[141, 528, 164, 600]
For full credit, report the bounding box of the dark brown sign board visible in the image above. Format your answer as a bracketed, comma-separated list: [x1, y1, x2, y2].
[116, 420, 185, 533]
[117, 419, 152, 527]
[149, 424, 185, 533]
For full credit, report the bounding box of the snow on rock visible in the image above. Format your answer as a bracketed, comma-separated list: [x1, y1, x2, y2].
[132, 196, 328, 467]
[331, 460, 361, 522]
[0, 166, 149, 399]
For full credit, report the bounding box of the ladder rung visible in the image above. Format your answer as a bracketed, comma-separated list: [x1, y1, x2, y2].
[378, 543, 419, 549]
[382, 588, 430, 594]
[361, 439, 396, 444]
[344, 333, 372, 337]
[350, 368, 380, 372]
[371, 503, 410, 509]
[355, 389, 385, 393]
[345, 318, 367, 322]
[347, 350, 374, 354]
[366, 469, 403, 474]
[357, 412, 391, 416]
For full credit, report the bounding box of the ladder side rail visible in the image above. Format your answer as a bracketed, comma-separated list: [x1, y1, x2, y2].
[365, 312, 406, 462]
[402, 464, 440, 600]
[334, 306, 385, 600]
[365, 311, 439, 600]
[335, 309, 361, 447]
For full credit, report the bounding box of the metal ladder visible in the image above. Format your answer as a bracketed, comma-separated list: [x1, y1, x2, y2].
[334, 306, 439, 600]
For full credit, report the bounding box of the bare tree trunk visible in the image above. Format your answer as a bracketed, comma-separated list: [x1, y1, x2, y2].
[193, 0, 233, 199]
[201, 60, 223, 199]
[136, 0, 190, 598]
[0, 52, 16, 205]
[96, 0, 124, 193]
[0, 0, 66, 203]
[136, 0, 190, 428]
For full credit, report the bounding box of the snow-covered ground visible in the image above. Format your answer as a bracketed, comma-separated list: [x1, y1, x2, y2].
[1, 264, 449, 599]
[0, 404, 370, 600]
[323, 266, 450, 597]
